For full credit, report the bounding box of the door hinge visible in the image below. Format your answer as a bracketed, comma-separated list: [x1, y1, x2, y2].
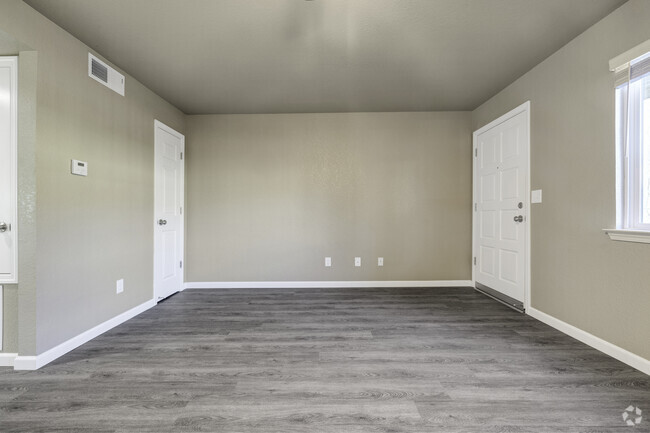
[180, 152, 183, 160]
[474, 203, 477, 211]
[180, 260, 183, 269]
[473, 257, 477, 266]
[180, 206, 183, 215]
[474, 148, 478, 157]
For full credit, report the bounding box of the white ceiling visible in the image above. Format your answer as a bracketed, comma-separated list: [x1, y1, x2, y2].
[25, 0, 626, 114]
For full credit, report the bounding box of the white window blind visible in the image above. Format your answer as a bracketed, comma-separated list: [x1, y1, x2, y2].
[615, 53, 650, 86]
[615, 50, 650, 231]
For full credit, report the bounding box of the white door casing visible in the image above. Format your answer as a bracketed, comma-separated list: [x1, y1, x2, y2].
[154, 120, 184, 301]
[473, 102, 530, 307]
[0, 57, 17, 287]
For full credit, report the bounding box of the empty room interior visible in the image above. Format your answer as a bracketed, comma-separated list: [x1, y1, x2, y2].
[0, 0, 649, 431]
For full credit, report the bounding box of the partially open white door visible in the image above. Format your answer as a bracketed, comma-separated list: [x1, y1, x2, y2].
[154, 120, 184, 301]
[473, 102, 530, 309]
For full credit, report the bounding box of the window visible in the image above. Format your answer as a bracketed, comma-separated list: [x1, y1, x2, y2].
[615, 51, 650, 231]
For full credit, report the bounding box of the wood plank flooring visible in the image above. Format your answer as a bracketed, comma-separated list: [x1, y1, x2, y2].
[0, 287, 648, 432]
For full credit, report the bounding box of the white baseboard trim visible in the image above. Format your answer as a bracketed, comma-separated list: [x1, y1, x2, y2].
[528, 307, 650, 376]
[14, 299, 156, 371]
[0, 353, 18, 367]
[185, 280, 474, 289]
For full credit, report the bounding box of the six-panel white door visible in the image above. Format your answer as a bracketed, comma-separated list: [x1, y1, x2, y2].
[475, 109, 528, 303]
[154, 120, 184, 301]
[0, 57, 17, 284]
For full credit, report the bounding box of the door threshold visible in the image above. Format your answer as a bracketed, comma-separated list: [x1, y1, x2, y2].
[475, 282, 524, 313]
[156, 291, 180, 303]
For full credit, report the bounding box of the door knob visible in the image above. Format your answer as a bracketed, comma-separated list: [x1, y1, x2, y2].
[513, 215, 524, 223]
[158, 219, 167, 226]
[0, 222, 8, 232]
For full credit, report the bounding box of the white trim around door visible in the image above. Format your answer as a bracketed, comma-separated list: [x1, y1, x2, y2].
[0, 56, 18, 286]
[153, 120, 185, 302]
[472, 101, 531, 311]
[0, 284, 3, 351]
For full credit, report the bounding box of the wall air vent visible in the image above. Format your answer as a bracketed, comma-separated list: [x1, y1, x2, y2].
[88, 53, 124, 96]
[91, 58, 108, 83]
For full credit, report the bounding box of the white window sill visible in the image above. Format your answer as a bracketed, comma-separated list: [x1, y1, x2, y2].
[603, 229, 650, 244]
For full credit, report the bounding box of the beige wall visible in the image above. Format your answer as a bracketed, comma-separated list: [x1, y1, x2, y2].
[0, 29, 35, 354]
[472, 0, 650, 360]
[0, 0, 186, 354]
[186, 112, 472, 282]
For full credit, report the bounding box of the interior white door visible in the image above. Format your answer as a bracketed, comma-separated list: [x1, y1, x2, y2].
[154, 120, 184, 301]
[475, 107, 528, 304]
[0, 57, 17, 285]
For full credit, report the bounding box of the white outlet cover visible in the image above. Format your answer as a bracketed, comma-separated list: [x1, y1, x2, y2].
[325, 257, 332, 267]
[355, 257, 361, 267]
[116, 278, 124, 294]
[378, 257, 384, 266]
[531, 189, 542, 203]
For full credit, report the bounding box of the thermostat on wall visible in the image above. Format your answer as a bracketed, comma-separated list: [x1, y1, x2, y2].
[71, 159, 88, 176]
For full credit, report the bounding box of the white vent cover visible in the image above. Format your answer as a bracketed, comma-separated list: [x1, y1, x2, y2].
[88, 53, 124, 96]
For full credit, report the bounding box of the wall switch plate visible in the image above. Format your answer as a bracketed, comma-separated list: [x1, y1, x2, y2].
[71, 159, 88, 176]
[116, 279, 124, 294]
[531, 189, 542, 203]
[355, 257, 361, 267]
[378, 257, 384, 266]
[325, 257, 332, 267]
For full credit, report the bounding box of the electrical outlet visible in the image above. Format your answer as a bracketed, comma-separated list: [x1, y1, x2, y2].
[378, 257, 384, 266]
[116, 278, 124, 294]
[325, 257, 332, 267]
[355, 257, 361, 267]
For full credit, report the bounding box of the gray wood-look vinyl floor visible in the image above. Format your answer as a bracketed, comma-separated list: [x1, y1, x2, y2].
[0, 287, 648, 432]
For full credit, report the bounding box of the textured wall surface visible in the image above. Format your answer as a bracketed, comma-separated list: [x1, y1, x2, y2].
[186, 112, 472, 282]
[0, 40, 36, 354]
[0, 0, 186, 355]
[472, 0, 650, 360]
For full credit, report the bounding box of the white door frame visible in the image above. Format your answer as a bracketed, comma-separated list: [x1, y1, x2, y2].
[472, 101, 531, 311]
[153, 120, 185, 301]
[0, 56, 18, 285]
[0, 56, 18, 351]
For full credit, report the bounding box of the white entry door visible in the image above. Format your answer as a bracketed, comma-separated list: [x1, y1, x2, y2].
[154, 120, 184, 301]
[0, 57, 17, 285]
[474, 103, 529, 305]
